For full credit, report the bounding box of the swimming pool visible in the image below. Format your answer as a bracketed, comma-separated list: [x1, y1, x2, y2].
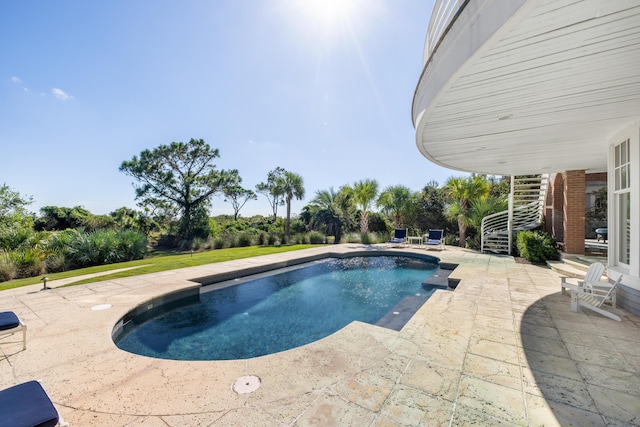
[114, 255, 440, 360]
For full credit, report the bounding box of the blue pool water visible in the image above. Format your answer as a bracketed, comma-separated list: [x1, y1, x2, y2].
[115, 255, 438, 360]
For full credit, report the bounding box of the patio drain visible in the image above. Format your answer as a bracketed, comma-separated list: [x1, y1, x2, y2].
[232, 375, 261, 394]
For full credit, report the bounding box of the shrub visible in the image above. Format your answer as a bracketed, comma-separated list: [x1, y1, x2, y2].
[182, 238, 200, 251]
[367, 212, 389, 233]
[267, 234, 277, 245]
[373, 232, 388, 244]
[56, 229, 147, 269]
[290, 234, 303, 244]
[213, 238, 225, 249]
[308, 232, 325, 244]
[12, 248, 46, 278]
[467, 234, 481, 250]
[0, 226, 33, 251]
[516, 231, 558, 263]
[0, 252, 17, 282]
[116, 229, 147, 260]
[343, 233, 361, 243]
[155, 234, 179, 249]
[237, 233, 253, 247]
[257, 232, 268, 246]
[219, 230, 238, 248]
[45, 251, 67, 273]
[444, 234, 457, 246]
[360, 232, 376, 244]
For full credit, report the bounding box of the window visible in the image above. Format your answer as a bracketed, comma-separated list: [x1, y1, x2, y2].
[614, 139, 631, 266]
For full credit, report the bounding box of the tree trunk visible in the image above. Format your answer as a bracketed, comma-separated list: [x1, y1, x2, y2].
[334, 220, 343, 244]
[181, 204, 192, 240]
[285, 197, 292, 238]
[458, 218, 466, 247]
[360, 211, 369, 234]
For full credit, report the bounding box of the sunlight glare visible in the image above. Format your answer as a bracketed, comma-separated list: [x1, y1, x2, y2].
[283, 0, 368, 41]
[306, 0, 356, 29]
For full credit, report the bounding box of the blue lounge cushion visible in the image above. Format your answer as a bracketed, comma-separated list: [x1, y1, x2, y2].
[0, 381, 59, 427]
[0, 311, 20, 331]
[424, 230, 444, 246]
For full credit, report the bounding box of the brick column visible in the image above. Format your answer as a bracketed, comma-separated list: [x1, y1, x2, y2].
[563, 170, 586, 254]
[550, 174, 564, 243]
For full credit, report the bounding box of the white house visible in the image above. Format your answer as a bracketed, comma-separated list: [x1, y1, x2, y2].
[412, 0, 640, 314]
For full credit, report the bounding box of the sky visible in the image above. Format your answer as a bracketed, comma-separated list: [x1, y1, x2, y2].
[0, 0, 461, 219]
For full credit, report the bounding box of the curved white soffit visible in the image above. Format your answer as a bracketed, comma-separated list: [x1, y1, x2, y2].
[414, 0, 537, 168]
[414, 108, 471, 174]
[412, 0, 533, 125]
[415, 109, 509, 175]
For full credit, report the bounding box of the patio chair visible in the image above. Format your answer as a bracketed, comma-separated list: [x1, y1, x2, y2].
[583, 272, 621, 307]
[560, 262, 605, 296]
[0, 311, 26, 350]
[387, 228, 407, 247]
[570, 275, 625, 321]
[0, 380, 68, 427]
[424, 229, 444, 250]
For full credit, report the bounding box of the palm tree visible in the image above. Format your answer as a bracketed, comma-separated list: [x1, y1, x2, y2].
[351, 179, 379, 234]
[280, 171, 305, 239]
[469, 196, 508, 231]
[377, 185, 412, 228]
[445, 175, 490, 247]
[307, 187, 354, 243]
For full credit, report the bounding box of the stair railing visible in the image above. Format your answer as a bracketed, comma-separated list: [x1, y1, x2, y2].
[481, 175, 548, 254]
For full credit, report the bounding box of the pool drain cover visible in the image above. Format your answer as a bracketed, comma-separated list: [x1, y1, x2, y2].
[232, 375, 261, 394]
[91, 304, 112, 311]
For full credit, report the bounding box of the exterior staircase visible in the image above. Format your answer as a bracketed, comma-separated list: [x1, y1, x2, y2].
[547, 254, 608, 280]
[481, 175, 549, 255]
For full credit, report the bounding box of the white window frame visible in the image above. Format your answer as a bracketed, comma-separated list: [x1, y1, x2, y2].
[608, 123, 639, 286]
[613, 139, 631, 269]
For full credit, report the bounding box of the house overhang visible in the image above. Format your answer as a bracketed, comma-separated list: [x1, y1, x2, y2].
[412, 0, 640, 176]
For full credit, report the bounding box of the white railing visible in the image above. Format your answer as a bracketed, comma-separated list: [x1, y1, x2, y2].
[424, 0, 466, 62]
[481, 175, 549, 254]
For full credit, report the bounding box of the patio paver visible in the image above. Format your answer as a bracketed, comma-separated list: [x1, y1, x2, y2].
[1, 244, 639, 426]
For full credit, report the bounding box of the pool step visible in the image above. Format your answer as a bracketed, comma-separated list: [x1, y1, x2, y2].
[376, 263, 460, 331]
[376, 296, 430, 331]
[422, 263, 460, 289]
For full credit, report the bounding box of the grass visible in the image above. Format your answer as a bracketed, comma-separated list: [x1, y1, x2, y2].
[0, 244, 318, 291]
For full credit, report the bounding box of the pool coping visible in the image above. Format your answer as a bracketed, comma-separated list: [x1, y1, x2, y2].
[192, 248, 441, 286]
[112, 251, 448, 357]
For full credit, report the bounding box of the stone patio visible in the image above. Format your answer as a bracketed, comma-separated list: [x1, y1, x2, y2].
[1, 244, 639, 426]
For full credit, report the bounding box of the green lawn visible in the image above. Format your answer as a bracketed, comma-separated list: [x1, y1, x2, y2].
[0, 244, 318, 291]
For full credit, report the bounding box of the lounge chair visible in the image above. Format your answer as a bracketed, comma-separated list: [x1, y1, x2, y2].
[570, 275, 625, 321]
[0, 380, 68, 427]
[424, 229, 444, 250]
[0, 311, 26, 350]
[560, 262, 605, 296]
[387, 228, 407, 247]
[583, 272, 620, 307]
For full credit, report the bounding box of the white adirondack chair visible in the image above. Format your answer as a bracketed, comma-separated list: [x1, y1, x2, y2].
[570, 275, 625, 321]
[561, 262, 605, 295]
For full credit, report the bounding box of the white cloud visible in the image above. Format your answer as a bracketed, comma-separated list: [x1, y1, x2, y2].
[51, 87, 73, 101]
[11, 76, 22, 84]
